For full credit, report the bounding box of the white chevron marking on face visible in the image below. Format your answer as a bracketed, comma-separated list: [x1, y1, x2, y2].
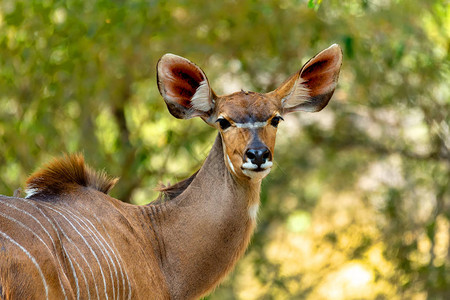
[226, 154, 236, 175]
[234, 121, 267, 129]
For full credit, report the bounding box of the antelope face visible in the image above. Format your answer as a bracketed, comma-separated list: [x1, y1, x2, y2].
[157, 45, 342, 182]
[213, 92, 281, 181]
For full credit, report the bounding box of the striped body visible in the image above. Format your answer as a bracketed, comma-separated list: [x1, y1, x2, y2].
[0, 190, 168, 299]
[0, 45, 342, 299]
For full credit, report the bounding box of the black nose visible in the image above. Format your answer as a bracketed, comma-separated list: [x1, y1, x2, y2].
[245, 147, 271, 167]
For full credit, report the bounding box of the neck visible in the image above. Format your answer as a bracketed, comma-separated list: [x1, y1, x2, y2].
[144, 134, 261, 299]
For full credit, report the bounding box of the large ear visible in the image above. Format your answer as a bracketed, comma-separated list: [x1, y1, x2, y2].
[157, 54, 215, 120]
[271, 44, 343, 113]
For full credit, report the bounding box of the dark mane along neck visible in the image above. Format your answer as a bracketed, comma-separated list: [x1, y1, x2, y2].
[25, 154, 118, 200]
[155, 171, 198, 203]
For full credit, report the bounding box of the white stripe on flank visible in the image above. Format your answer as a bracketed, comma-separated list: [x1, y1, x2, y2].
[16, 199, 80, 299]
[17, 198, 91, 299]
[95, 218, 132, 300]
[13, 198, 131, 299]
[0, 201, 68, 299]
[0, 210, 68, 297]
[59, 207, 118, 300]
[17, 197, 128, 300]
[51, 216, 93, 300]
[42, 204, 107, 299]
[62, 246, 81, 300]
[0, 230, 49, 299]
[83, 214, 131, 300]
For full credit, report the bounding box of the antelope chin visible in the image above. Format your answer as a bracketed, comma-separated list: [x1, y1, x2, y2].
[242, 167, 272, 181]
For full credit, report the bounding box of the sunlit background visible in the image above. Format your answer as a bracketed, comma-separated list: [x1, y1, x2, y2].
[0, 0, 449, 299]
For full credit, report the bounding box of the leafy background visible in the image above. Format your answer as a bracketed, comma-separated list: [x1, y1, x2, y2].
[0, 0, 449, 299]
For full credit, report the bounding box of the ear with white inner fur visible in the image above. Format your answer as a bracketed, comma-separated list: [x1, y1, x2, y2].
[157, 54, 215, 121]
[271, 44, 343, 113]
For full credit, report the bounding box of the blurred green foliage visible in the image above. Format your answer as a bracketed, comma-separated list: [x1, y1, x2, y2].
[0, 0, 448, 299]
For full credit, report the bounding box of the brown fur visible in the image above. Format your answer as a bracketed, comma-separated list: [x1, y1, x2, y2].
[0, 256, 35, 299]
[152, 135, 261, 299]
[0, 45, 342, 300]
[155, 171, 199, 203]
[25, 154, 118, 200]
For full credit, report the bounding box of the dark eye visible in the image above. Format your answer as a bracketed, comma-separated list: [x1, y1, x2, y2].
[270, 116, 284, 128]
[216, 118, 232, 130]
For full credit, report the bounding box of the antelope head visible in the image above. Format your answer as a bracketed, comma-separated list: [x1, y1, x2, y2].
[157, 45, 342, 182]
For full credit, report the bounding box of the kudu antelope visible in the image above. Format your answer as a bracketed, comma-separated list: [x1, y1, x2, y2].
[0, 44, 342, 299]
